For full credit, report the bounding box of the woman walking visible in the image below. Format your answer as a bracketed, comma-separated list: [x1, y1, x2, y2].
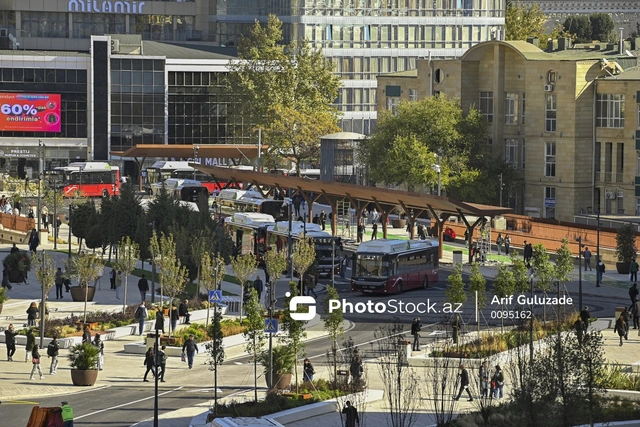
[143, 347, 156, 382]
[25, 328, 35, 362]
[29, 345, 45, 380]
[5, 324, 17, 361]
[26, 302, 38, 327]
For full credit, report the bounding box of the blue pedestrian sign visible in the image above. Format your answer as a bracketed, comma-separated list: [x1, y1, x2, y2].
[209, 290, 223, 303]
[264, 319, 278, 333]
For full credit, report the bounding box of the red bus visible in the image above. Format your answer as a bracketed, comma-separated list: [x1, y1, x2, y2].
[351, 239, 439, 294]
[48, 162, 121, 197]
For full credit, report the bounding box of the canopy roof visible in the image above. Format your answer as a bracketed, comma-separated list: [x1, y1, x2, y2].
[110, 144, 266, 160]
[194, 165, 512, 218]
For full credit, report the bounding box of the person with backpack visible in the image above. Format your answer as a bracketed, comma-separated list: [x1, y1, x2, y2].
[135, 302, 148, 335]
[492, 365, 505, 399]
[93, 334, 104, 370]
[29, 345, 45, 380]
[47, 336, 60, 375]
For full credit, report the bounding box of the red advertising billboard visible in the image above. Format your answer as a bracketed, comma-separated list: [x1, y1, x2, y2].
[0, 93, 61, 132]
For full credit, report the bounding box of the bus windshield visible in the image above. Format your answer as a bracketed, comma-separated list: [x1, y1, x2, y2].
[354, 254, 389, 279]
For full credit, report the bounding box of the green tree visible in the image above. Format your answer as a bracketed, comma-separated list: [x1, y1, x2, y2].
[228, 14, 342, 172]
[112, 181, 143, 242]
[113, 236, 140, 314]
[70, 201, 93, 252]
[33, 251, 56, 343]
[323, 285, 344, 386]
[160, 249, 188, 336]
[445, 264, 467, 305]
[292, 237, 316, 295]
[361, 95, 488, 198]
[510, 251, 530, 293]
[65, 252, 104, 323]
[264, 249, 287, 308]
[505, 1, 548, 41]
[231, 253, 258, 321]
[468, 262, 487, 333]
[493, 263, 516, 332]
[243, 287, 267, 402]
[563, 15, 592, 43]
[149, 231, 179, 302]
[590, 13, 614, 42]
[531, 243, 555, 321]
[200, 252, 226, 328]
[280, 281, 307, 391]
[205, 308, 225, 416]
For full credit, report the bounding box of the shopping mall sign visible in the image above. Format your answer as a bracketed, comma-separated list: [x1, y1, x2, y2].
[68, 0, 146, 14]
[0, 149, 38, 158]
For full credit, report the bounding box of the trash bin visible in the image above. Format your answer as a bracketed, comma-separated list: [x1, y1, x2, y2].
[146, 333, 158, 351]
[453, 250, 463, 265]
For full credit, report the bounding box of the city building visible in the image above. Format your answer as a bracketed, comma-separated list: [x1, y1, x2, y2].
[0, 35, 252, 177]
[0, 0, 505, 134]
[377, 39, 640, 221]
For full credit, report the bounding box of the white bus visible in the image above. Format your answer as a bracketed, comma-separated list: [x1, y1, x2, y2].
[225, 212, 276, 262]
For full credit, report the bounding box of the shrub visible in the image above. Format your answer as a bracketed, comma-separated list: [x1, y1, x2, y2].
[3, 251, 31, 272]
[68, 342, 100, 370]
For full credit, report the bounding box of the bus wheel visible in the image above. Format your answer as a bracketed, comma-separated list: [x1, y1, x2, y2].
[102, 189, 109, 198]
[423, 277, 429, 289]
[397, 282, 403, 294]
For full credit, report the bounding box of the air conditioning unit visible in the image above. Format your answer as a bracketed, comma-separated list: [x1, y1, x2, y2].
[110, 39, 120, 53]
[544, 84, 554, 92]
[605, 189, 616, 199]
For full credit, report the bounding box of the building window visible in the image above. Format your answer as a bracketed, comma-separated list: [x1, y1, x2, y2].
[545, 142, 556, 177]
[636, 198, 640, 216]
[617, 142, 624, 183]
[479, 91, 493, 123]
[545, 94, 556, 132]
[637, 104, 640, 128]
[636, 151, 640, 176]
[521, 139, 526, 169]
[504, 92, 518, 125]
[408, 89, 418, 102]
[504, 138, 518, 167]
[545, 186, 556, 219]
[596, 94, 625, 128]
[617, 190, 624, 214]
[386, 97, 400, 114]
[521, 92, 526, 125]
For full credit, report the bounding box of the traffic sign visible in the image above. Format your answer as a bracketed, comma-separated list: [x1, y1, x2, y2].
[264, 319, 278, 333]
[209, 290, 223, 303]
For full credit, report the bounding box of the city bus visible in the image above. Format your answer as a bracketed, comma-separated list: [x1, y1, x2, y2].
[145, 161, 237, 194]
[351, 239, 439, 294]
[265, 221, 343, 278]
[48, 162, 121, 197]
[151, 178, 209, 202]
[217, 189, 287, 221]
[224, 212, 276, 262]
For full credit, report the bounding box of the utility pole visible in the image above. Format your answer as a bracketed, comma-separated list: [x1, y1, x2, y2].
[39, 250, 46, 349]
[499, 173, 503, 207]
[596, 207, 601, 287]
[37, 141, 45, 233]
[576, 236, 583, 310]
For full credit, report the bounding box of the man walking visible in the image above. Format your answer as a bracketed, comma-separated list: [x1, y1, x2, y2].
[157, 345, 167, 382]
[5, 324, 17, 361]
[109, 268, 116, 290]
[320, 210, 327, 231]
[61, 401, 74, 427]
[580, 306, 591, 331]
[453, 364, 473, 401]
[138, 274, 149, 302]
[371, 222, 378, 240]
[253, 275, 264, 304]
[583, 247, 592, 271]
[47, 336, 59, 375]
[630, 283, 639, 307]
[631, 259, 639, 283]
[55, 268, 64, 300]
[135, 302, 148, 335]
[182, 334, 199, 369]
[596, 259, 606, 286]
[342, 401, 360, 427]
[523, 241, 533, 266]
[410, 317, 422, 351]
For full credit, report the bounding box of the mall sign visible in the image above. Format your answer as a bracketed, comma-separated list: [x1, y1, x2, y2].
[68, 0, 146, 14]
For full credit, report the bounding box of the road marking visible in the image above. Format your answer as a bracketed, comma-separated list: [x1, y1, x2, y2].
[75, 386, 183, 420]
[1, 400, 39, 405]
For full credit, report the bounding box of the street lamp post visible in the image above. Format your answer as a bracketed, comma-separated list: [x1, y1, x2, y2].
[150, 221, 156, 303]
[596, 208, 601, 287]
[37, 141, 46, 233]
[499, 173, 504, 207]
[432, 157, 441, 196]
[39, 250, 46, 349]
[576, 236, 583, 309]
[192, 145, 200, 180]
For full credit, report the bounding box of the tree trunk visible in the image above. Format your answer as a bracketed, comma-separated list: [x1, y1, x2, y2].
[123, 275, 128, 314]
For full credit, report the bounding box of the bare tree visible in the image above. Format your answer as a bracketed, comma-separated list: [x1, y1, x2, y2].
[291, 236, 316, 295]
[113, 236, 140, 314]
[65, 252, 103, 323]
[230, 252, 257, 321]
[243, 288, 266, 402]
[200, 252, 226, 328]
[323, 285, 344, 385]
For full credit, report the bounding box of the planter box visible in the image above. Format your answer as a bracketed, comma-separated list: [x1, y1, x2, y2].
[391, 219, 406, 229]
[70, 286, 96, 302]
[616, 262, 630, 275]
[8, 269, 26, 284]
[70, 369, 99, 386]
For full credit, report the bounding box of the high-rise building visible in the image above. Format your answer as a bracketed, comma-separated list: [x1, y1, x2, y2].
[0, 0, 505, 134]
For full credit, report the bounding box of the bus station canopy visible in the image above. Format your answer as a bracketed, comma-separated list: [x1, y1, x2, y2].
[194, 164, 512, 260]
[110, 144, 266, 160]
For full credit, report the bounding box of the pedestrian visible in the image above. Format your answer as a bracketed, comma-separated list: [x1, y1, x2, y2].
[92, 333, 104, 370]
[5, 323, 17, 361]
[55, 268, 64, 299]
[179, 299, 191, 324]
[491, 365, 504, 399]
[93, 268, 103, 289]
[342, 400, 360, 427]
[480, 361, 490, 398]
[29, 345, 45, 380]
[135, 302, 148, 335]
[496, 233, 503, 255]
[253, 275, 264, 302]
[304, 276, 317, 299]
[154, 306, 165, 334]
[60, 401, 74, 427]
[632, 297, 640, 329]
[10, 242, 18, 254]
[453, 364, 473, 401]
[143, 347, 156, 381]
[158, 345, 167, 382]
[41, 205, 49, 231]
[26, 301, 38, 327]
[580, 306, 591, 331]
[1, 264, 10, 290]
[47, 336, 60, 375]
[28, 228, 39, 254]
[615, 315, 627, 346]
[312, 214, 319, 224]
[320, 210, 327, 231]
[303, 358, 315, 382]
[136, 273, 149, 302]
[504, 234, 511, 255]
[64, 277, 71, 293]
[631, 259, 640, 283]
[630, 283, 639, 307]
[583, 247, 592, 271]
[523, 241, 532, 265]
[371, 222, 378, 240]
[25, 328, 35, 362]
[109, 268, 116, 290]
[411, 317, 422, 351]
[621, 307, 631, 340]
[574, 317, 584, 345]
[350, 355, 363, 385]
[596, 259, 606, 286]
[81, 325, 91, 344]
[115, 271, 122, 299]
[181, 334, 199, 369]
[170, 305, 180, 333]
